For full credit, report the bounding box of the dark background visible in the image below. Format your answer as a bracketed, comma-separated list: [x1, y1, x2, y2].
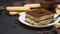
[0, 0, 60, 34]
[0, 0, 60, 6]
[0, 0, 22, 6]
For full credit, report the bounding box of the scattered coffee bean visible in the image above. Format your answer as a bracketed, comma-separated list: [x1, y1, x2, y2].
[38, 31, 41, 34]
[52, 27, 57, 34]
[43, 31, 49, 34]
[13, 19, 20, 24]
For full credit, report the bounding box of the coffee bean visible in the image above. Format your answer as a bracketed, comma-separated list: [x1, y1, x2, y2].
[43, 31, 49, 34]
[38, 31, 41, 34]
[52, 27, 57, 34]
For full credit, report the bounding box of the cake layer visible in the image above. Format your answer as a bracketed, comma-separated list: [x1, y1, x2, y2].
[25, 17, 54, 25]
[26, 9, 54, 18]
[26, 14, 54, 21]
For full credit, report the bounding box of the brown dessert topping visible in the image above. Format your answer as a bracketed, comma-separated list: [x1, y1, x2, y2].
[26, 9, 54, 18]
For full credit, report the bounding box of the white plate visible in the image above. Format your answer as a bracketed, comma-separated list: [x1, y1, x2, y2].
[18, 12, 60, 28]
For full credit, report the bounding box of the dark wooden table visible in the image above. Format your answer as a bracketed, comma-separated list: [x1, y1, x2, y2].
[0, 0, 60, 34]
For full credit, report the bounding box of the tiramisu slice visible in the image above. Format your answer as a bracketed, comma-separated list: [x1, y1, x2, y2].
[25, 8, 54, 25]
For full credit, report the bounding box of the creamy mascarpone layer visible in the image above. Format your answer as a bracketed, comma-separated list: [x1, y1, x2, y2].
[25, 17, 54, 25]
[26, 14, 54, 21]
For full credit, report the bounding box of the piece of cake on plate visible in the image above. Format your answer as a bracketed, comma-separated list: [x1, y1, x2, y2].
[25, 8, 54, 25]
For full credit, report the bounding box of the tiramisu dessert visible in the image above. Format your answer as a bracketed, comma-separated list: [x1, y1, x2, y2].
[25, 8, 54, 25]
